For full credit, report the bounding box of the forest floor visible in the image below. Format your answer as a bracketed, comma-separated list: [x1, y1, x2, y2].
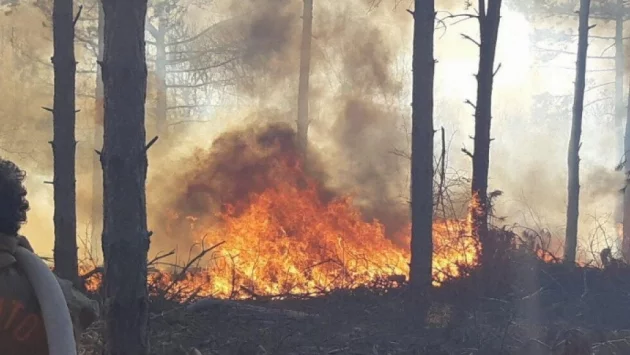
[78, 232, 630, 355]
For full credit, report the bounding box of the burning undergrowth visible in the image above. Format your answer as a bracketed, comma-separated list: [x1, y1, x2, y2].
[136, 122, 479, 300]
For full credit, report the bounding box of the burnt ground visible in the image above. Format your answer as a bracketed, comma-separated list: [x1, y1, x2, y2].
[79, 234, 630, 355]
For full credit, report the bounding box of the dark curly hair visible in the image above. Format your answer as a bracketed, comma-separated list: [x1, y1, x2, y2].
[0, 159, 29, 235]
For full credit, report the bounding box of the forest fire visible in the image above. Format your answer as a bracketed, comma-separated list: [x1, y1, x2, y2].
[159, 182, 478, 299]
[83, 124, 480, 299]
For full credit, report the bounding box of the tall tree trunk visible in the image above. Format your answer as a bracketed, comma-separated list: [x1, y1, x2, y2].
[564, 0, 591, 265]
[409, 0, 434, 309]
[623, 79, 630, 261]
[471, 0, 502, 268]
[155, 16, 167, 136]
[52, 0, 78, 284]
[409, 0, 435, 304]
[91, 1, 104, 259]
[615, 0, 630, 260]
[296, 0, 312, 157]
[614, 1, 624, 143]
[100, 0, 150, 353]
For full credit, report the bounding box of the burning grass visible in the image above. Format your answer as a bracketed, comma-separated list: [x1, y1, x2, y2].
[78, 228, 630, 355]
[83, 123, 479, 299]
[82, 215, 478, 301]
[77, 123, 630, 354]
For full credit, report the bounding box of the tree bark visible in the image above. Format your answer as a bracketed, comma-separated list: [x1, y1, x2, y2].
[564, 0, 591, 265]
[471, 0, 502, 267]
[409, 0, 434, 310]
[296, 0, 313, 157]
[91, 1, 104, 259]
[100, 0, 150, 353]
[52, 0, 78, 285]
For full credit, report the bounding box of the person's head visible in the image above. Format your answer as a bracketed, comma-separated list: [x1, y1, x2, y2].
[0, 158, 29, 235]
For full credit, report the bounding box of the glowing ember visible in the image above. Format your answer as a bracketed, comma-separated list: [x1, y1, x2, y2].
[80, 265, 101, 292]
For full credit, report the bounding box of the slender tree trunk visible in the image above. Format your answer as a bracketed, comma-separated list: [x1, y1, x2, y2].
[52, 0, 78, 285]
[615, 2, 625, 168]
[155, 16, 167, 136]
[296, 0, 312, 157]
[91, 1, 104, 259]
[471, 0, 501, 268]
[564, 0, 591, 265]
[409, 0, 434, 310]
[623, 80, 630, 261]
[615, 0, 630, 260]
[100, 0, 150, 353]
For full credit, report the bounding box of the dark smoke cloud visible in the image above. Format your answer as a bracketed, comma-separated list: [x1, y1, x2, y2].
[227, 0, 301, 96]
[147, 0, 415, 251]
[152, 122, 336, 240]
[328, 99, 409, 235]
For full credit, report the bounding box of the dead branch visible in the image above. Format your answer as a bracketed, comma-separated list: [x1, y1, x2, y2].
[161, 239, 226, 296]
[73, 5, 82, 26]
[493, 63, 502, 76]
[462, 147, 474, 159]
[148, 250, 176, 266]
[461, 33, 481, 47]
[464, 99, 476, 110]
[144, 136, 159, 151]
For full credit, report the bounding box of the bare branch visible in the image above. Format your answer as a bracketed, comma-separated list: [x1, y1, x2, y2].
[166, 57, 238, 74]
[461, 147, 474, 159]
[493, 63, 502, 76]
[73, 5, 83, 27]
[464, 99, 476, 110]
[161, 239, 226, 296]
[461, 33, 480, 47]
[144, 136, 159, 151]
[148, 250, 176, 266]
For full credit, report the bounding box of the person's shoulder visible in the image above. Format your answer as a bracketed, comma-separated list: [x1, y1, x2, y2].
[0, 236, 42, 313]
[16, 235, 34, 252]
[0, 235, 18, 270]
[0, 255, 40, 309]
[0, 256, 48, 354]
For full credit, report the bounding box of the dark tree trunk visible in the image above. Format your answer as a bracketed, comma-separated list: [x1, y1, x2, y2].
[52, 0, 78, 285]
[409, 0, 434, 310]
[471, 0, 501, 267]
[155, 16, 167, 136]
[296, 0, 312, 157]
[564, 0, 591, 265]
[100, 0, 150, 353]
[91, 1, 104, 259]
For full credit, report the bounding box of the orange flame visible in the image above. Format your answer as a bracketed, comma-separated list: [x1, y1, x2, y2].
[158, 157, 478, 298]
[83, 157, 480, 298]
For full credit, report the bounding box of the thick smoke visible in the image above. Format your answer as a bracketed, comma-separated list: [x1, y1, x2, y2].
[152, 123, 341, 241]
[147, 0, 415, 250]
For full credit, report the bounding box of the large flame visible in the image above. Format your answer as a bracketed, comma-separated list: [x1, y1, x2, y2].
[156, 162, 477, 298]
[83, 125, 480, 299]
